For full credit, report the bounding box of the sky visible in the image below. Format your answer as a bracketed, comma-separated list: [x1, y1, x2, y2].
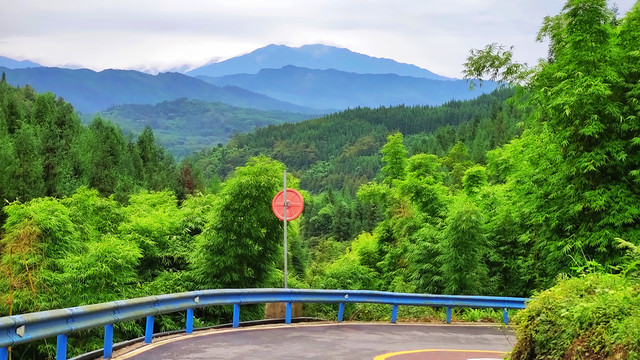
[1, 0, 636, 78]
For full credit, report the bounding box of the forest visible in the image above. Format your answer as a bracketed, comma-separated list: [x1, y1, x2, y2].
[1, 0, 640, 358]
[91, 98, 315, 158]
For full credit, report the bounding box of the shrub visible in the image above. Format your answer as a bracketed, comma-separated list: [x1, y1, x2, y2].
[510, 273, 640, 360]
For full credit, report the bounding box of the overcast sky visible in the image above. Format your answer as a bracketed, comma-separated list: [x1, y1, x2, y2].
[1, 0, 636, 78]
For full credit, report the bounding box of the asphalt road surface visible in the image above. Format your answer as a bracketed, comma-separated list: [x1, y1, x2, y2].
[111, 322, 515, 360]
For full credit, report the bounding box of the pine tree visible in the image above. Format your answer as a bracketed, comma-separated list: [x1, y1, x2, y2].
[12, 124, 45, 200]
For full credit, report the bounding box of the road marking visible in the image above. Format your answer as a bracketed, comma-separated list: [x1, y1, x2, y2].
[373, 349, 506, 360]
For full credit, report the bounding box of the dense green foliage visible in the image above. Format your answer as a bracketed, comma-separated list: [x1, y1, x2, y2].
[0, 162, 299, 358]
[462, 0, 640, 288]
[511, 271, 640, 360]
[511, 239, 640, 359]
[0, 80, 203, 212]
[190, 156, 287, 289]
[463, 0, 640, 358]
[92, 98, 315, 158]
[189, 87, 522, 194]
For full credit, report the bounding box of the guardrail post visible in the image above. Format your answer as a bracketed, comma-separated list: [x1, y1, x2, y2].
[503, 308, 509, 325]
[145, 316, 154, 344]
[0, 347, 8, 360]
[104, 324, 114, 358]
[186, 308, 194, 334]
[337, 303, 345, 322]
[56, 334, 67, 360]
[285, 302, 292, 324]
[446, 307, 452, 324]
[391, 305, 398, 324]
[233, 304, 240, 328]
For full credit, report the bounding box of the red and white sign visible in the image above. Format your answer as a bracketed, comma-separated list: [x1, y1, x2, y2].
[272, 189, 304, 221]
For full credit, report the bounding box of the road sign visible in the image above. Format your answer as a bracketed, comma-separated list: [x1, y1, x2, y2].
[272, 189, 304, 221]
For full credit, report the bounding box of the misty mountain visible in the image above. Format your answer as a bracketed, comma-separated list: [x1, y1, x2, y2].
[187, 44, 451, 80]
[198, 65, 496, 110]
[93, 98, 318, 158]
[0, 66, 318, 113]
[0, 56, 41, 69]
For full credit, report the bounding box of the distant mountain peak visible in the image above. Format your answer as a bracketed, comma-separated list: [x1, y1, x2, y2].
[0, 55, 41, 69]
[187, 44, 451, 81]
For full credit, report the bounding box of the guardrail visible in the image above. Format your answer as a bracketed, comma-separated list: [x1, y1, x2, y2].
[0, 288, 528, 360]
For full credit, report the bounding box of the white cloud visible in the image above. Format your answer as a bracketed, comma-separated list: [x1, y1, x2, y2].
[0, 0, 636, 77]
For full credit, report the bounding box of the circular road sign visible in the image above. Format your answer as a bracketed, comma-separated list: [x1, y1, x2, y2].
[272, 189, 304, 221]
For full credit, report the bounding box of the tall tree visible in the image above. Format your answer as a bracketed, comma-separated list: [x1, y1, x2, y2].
[82, 117, 128, 196]
[440, 142, 473, 188]
[439, 197, 491, 295]
[190, 156, 288, 289]
[12, 124, 45, 200]
[528, 0, 640, 275]
[381, 132, 407, 184]
[465, 0, 640, 285]
[616, 2, 640, 185]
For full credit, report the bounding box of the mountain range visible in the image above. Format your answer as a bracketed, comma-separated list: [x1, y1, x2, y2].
[0, 44, 497, 157]
[0, 66, 316, 114]
[187, 44, 451, 80]
[0, 44, 492, 114]
[198, 65, 494, 110]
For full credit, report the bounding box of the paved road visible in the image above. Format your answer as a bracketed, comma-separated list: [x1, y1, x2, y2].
[112, 323, 515, 360]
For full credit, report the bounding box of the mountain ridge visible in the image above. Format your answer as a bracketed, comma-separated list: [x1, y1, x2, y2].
[187, 44, 452, 80]
[197, 65, 495, 110]
[0, 55, 41, 69]
[0, 66, 318, 113]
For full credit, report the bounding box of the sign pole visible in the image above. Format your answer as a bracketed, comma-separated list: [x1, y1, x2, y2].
[272, 177, 303, 289]
[283, 169, 288, 289]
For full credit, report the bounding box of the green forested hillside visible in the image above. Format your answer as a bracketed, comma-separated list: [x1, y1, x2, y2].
[189, 87, 521, 193]
[92, 98, 318, 158]
[0, 80, 192, 212]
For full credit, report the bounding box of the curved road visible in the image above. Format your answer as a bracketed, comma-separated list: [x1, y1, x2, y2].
[111, 322, 515, 360]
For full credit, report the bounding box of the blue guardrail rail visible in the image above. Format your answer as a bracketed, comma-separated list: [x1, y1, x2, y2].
[0, 288, 528, 360]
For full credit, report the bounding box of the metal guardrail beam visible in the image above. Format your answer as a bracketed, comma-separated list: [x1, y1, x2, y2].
[0, 288, 528, 360]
